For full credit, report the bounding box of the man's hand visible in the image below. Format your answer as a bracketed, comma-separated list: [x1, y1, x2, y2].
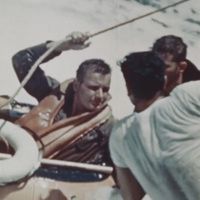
[57, 31, 91, 51]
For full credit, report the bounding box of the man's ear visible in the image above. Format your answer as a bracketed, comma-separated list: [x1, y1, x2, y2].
[179, 61, 187, 73]
[73, 79, 80, 92]
[163, 75, 168, 91]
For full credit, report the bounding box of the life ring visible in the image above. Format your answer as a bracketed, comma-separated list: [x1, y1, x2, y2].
[0, 120, 40, 185]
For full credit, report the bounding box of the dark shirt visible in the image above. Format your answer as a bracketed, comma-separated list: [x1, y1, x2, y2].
[183, 59, 200, 83]
[12, 43, 114, 166]
[12, 43, 74, 120]
[12, 42, 62, 101]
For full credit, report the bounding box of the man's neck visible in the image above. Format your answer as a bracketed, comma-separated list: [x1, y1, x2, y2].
[134, 92, 163, 113]
[71, 99, 83, 116]
[164, 71, 184, 95]
[71, 95, 89, 116]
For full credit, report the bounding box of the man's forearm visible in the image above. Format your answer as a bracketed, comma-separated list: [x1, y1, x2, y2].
[116, 166, 145, 200]
[12, 43, 61, 82]
[11, 43, 61, 101]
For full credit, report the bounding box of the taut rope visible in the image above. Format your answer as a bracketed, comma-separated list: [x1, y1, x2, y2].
[0, 39, 66, 110]
[0, 40, 66, 130]
[90, 0, 189, 37]
[0, 0, 189, 130]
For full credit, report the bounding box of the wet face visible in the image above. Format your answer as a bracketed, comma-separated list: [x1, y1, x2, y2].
[73, 71, 111, 114]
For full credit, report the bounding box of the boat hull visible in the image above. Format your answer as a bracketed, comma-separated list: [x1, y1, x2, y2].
[0, 175, 118, 200]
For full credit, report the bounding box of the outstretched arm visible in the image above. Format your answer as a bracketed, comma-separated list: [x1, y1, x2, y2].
[47, 31, 90, 51]
[12, 42, 61, 101]
[12, 32, 90, 101]
[116, 166, 145, 200]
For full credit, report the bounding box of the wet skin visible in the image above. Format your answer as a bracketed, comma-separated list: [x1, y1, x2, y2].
[157, 52, 185, 94]
[73, 71, 111, 115]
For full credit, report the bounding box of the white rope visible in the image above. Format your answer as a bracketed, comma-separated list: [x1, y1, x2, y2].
[0, 0, 189, 145]
[0, 39, 66, 132]
[90, 0, 189, 37]
[0, 0, 189, 111]
[0, 39, 66, 110]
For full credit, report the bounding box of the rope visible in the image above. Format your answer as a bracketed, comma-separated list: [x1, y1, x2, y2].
[0, 0, 189, 129]
[0, 0, 189, 110]
[0, 40, 65, 131]
[90, 0, 189, 37]
[0, 39, 65, 110]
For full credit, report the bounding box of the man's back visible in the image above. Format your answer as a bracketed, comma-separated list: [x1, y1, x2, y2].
[151, 81, 200, 200]
[110, 98, 189, 200]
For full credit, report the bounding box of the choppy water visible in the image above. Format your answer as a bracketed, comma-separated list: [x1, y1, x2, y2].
[0, 0, 199, 118]
[0, 1, 199, 199]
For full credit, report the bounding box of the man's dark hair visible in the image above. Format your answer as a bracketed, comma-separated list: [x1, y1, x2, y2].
[152, 35, 187, 62]
[76, 59, 111, 82]
[120, 51, 165, 100]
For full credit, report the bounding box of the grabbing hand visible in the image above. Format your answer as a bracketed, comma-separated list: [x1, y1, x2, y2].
[58, 31, 91, 51]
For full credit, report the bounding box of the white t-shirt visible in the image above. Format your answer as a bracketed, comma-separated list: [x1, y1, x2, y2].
[151, 81, 200, 200]
[109, 81, 200, 200]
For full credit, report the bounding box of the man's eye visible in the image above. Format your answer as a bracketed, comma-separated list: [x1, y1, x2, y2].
[88, 86, 99, 91]
[165, 64, 171, 69]
[88, 86, 109, 93]
[103, 88, 109, 93]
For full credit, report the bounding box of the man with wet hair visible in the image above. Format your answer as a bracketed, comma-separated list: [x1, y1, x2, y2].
[109, 51, 168, 200]
[109, 39, 200, 199]
[120, 51, 165, 106]
[11, 32, 114, 166]
[152, 35, 200, 94]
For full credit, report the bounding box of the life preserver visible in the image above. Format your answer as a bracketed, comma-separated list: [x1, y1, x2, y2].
[0, 120, 40, 185]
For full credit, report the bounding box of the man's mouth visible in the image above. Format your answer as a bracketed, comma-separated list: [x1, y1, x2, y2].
[91, 100, 103, 108]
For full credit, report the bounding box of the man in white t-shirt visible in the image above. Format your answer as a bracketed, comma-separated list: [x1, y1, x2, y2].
[109, 51, 168, 200]
[109, 51, 199, 199]
[150, 80, 200, 200]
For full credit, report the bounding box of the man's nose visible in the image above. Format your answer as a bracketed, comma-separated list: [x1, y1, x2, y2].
[95, 88, 103, 99]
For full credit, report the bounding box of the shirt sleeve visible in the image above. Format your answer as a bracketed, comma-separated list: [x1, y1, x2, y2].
[12, 42, 62, 101]
[170, 80, 200, 114]
[109, 120, 128, 168]
[150, 81, 200, 200]
[150, 80, 200, 155]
